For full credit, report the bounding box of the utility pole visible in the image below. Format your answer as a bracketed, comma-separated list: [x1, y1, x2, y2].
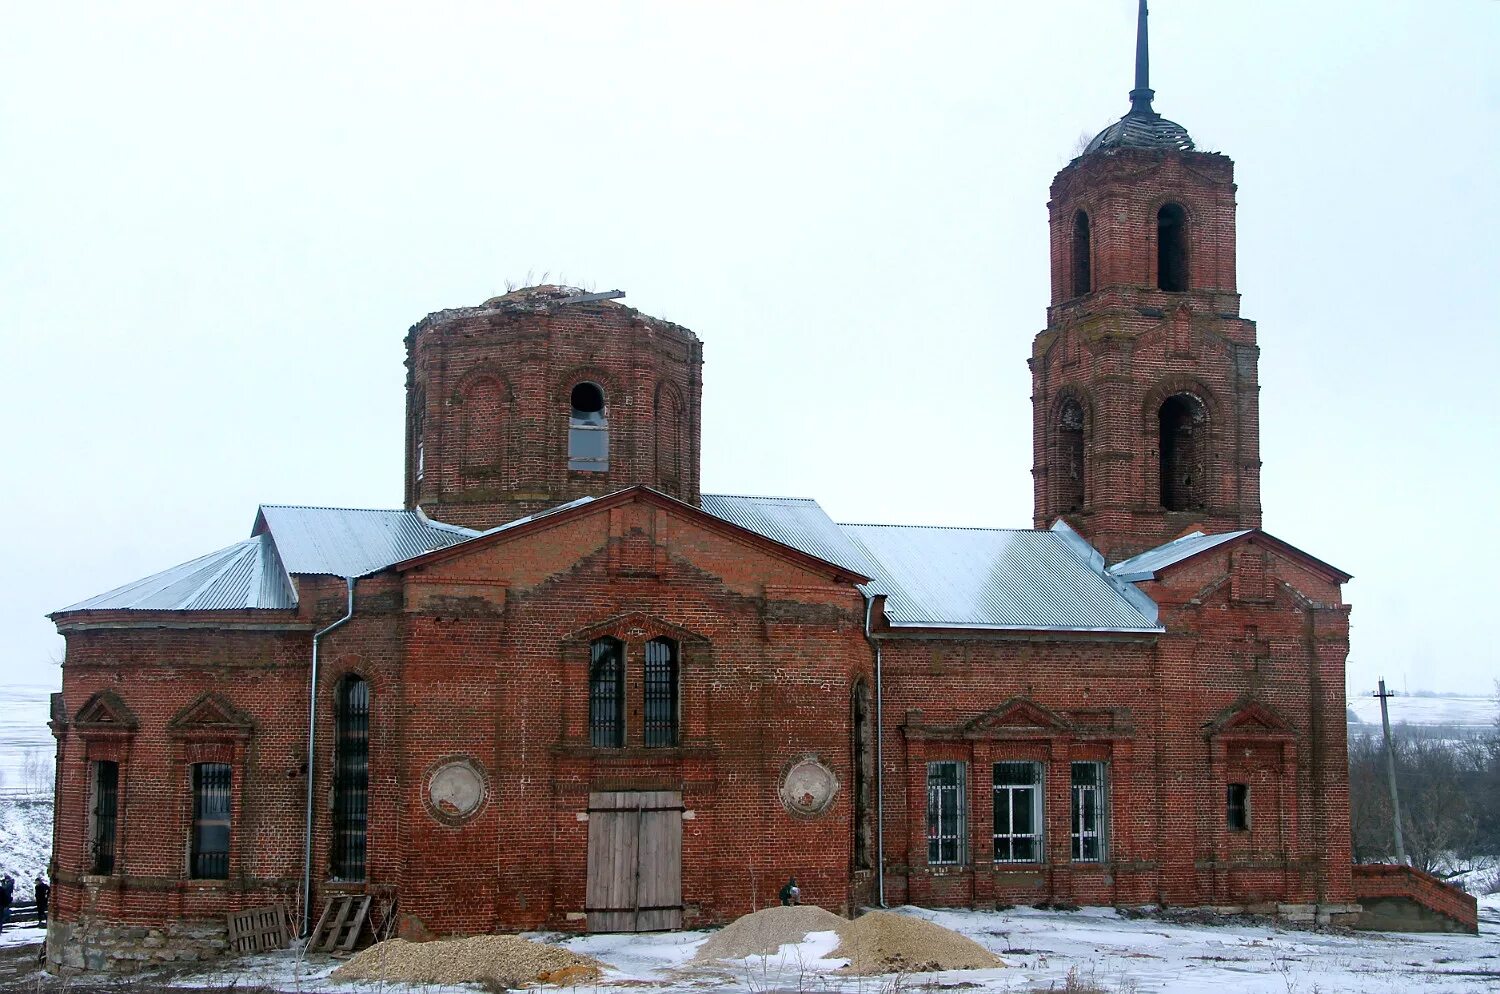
[1375, 679, 1407, 864]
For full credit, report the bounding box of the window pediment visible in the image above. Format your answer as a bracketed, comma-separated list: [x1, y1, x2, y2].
[168, 693, 254, 739]
[74, 691, 138, 733]
[1205, 697, 1294, 740]
[562, 611, 709, 649]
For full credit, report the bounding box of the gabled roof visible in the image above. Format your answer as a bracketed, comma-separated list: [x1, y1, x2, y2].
[1108, 529, 1351, 584]
[838, 520, 1160, 633]
[395, 486, 872, 583]
[254, 505, 478, 578]
[56, 534, 295, 613]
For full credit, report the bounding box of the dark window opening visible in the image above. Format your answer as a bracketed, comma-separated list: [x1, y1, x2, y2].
[589, 638, 625, 747]
[1071, 210, 1092, 297]
[191, 762, 232, 879]
[643, 638, 679, 748]
[993, 761, 1043, 863]
[1058, 398, 1086, 512]
[852, 681, 872, 870]
[89, 760, 119, 875]
[1070, 761, 1108, 862]
[1157, 203, 1188, 291]
[569, 382, 609, 471]
[332, 676, 369, 881]
[926, 761, 967, 866]
[1158, 393, 1208, 511]
[1227, 783, 1250, 832]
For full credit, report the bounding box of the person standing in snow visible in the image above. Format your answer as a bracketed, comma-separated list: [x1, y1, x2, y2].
[34, 874, 49, 927]
[0, 874, 14, 934]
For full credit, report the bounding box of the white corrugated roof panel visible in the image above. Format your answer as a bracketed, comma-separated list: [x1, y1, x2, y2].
[700, 494, 879, 577]
[841, 523, 1160, 632]
[57, 534, 295, 612]
[255, 505, 479, 578]
[1108, 530, 1251, 581]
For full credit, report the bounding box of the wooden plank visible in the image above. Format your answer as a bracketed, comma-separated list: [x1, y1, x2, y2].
[309, 897, 338, 950]
[337, 895, 372, 953]
[318, 896, 354, 952]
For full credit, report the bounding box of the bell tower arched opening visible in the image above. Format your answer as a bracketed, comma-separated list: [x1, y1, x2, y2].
[1158, 393, 1208, 511]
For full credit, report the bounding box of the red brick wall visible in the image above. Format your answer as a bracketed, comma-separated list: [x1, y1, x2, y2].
[404, 288, 704, 528]
[48, 495, 873, 941]
[1032, 149, 1261, 559]
[1352, 864, 1479, 934]
[877, 537, 1352, 912]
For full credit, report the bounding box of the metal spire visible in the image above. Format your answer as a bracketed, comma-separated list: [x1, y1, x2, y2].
[1128, 0, 1157, 117]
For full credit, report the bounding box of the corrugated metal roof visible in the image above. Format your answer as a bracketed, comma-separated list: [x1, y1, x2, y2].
[1108, 530, 1251, 582]
[700, 494, 880, 577]
[255, 505, 479, 578]
[840, 523, 1160, 631]
[57, 534, 295, 612]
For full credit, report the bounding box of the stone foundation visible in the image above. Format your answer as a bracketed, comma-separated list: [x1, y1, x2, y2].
[46, 918, 229, 973]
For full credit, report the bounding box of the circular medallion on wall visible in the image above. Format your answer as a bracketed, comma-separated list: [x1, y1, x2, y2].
[779, 756, 839, 818]
[426, 758, 487, 824]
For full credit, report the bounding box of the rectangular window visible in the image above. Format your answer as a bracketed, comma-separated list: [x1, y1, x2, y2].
[191, 763, 232, 880]
[568, 426, 609, 472]
[643, 639, 678, 748]
[1070, 761, 1108, 863]
[993, 761, 1043, 863]
[926, 761, 967, 866]
[88, 760, 119, 875]
[1227, 782, 1250, 832]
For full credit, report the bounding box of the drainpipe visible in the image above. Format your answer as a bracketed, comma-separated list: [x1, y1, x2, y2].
[302, 577, 356, 937]
[862, 592, 887, 908]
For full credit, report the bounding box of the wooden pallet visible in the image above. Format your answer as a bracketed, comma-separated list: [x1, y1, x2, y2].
[308, 894, 372, 955]
[226, 903, 293, 954]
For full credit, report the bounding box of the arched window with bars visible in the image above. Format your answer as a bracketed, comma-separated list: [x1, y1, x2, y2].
[589, 638, 625, 747]
[332, 675, 369, 881]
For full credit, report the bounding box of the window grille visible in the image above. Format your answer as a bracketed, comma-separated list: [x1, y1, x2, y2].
[1070, 761, 1108, 862]
[589, 638, 625, 747]
[993, 761, 1043, 863]
[1227, 783, 1250, 832]
[926, 761, 967, 866]
[332, 676, 369, 881]
[643, 638, 678, 747]
[191, 762, 232, 879]
[89, 760, 119, 875]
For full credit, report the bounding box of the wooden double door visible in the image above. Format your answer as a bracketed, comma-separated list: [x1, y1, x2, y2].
[585, 790, 683, 932]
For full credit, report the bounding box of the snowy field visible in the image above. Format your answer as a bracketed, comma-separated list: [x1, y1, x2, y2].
[0, 682, 55, 796]
[3, 901, 1497, 994]
[1347, 693, 1497, 731]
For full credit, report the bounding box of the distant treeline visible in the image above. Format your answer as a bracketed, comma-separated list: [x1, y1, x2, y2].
[1349, 716, 1500, 878]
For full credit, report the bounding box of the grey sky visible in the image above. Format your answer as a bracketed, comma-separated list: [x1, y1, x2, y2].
[2, 2, 1496, 696]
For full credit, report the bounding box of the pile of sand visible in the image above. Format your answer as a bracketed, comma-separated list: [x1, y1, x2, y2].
[694, 905, 850, 961]
[332, 934, 608, 987]
[694, 905, 1004, 976]
[831, 910, 1005, 975]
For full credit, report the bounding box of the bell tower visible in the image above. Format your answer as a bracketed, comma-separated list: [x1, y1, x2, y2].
[404, 286, 703, 529]
[1031, 0, 1262, 559]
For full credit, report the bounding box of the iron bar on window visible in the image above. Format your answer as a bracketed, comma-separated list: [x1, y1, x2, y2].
[643, 639, 678, 747]
[926, 761, 966, 865]
[589, 639, 624, 747]
[90, 760, 119, 875]
[332, 677, 369, 881]
[191, 762, 232, 879]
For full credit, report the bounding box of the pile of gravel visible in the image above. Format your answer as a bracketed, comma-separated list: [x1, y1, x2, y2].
[332, 934, 608, 987]
[694, 905, 849, 961]
[832, 911, 1005, 975]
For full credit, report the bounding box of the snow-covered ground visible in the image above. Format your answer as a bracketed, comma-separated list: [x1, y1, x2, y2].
[4, 902, 1493, 994]
[0, 795, 52, 902]
[1347, 693, 1497, 731]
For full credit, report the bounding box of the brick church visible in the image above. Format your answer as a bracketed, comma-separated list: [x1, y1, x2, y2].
[45, 5, 1369, 971]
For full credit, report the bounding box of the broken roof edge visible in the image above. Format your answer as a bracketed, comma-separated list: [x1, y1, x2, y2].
[390, 485, 873, 585]
[879, 620, 1164, 636]
[1049, 519, 1160, 627]
[1110, 528, 1352, 585]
